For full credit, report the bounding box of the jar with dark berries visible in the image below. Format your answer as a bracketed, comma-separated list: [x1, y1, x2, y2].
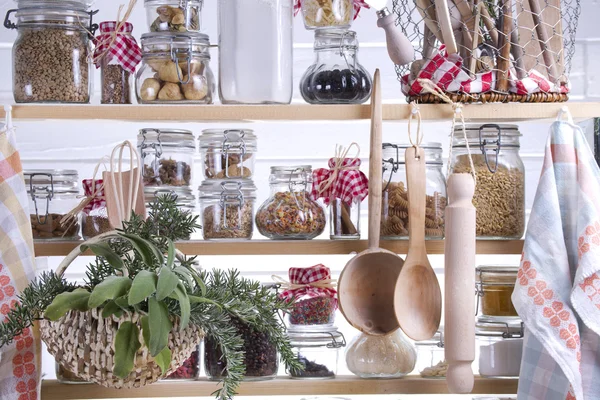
[300, 29, 372, 104]
[204, 317, 279, 381]
[163, 345, 200, 380]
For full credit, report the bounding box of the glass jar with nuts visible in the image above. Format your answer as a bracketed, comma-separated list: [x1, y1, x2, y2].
[145, 0, 202, 33]
[198, 129, 256, 180]
[199, 179, 257, 240]
[5, 3, 97, 103]
[381, 143, 447, 240]
[136, 32, 214, 103]
[138, 128, 195, 189]
[449, 124, 525, 239]
[24, 170, 81, 240]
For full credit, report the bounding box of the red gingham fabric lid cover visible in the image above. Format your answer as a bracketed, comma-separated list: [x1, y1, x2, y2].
[280, 264, 337, 304]
[293, 0, 369, 19]
[82, 179, 105, 212]
[93, 21, 142, 74]
[311, 158, 369, 206]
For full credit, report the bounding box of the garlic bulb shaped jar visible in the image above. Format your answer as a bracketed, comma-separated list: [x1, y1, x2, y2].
[345, 329, 417, 378]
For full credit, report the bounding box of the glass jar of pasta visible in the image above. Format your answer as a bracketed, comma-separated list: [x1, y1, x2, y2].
[381, 143, 447, 239]
[301, 0, 355, 30]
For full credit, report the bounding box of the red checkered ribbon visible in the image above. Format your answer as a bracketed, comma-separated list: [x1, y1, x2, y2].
[82, 179, 105, 213]
[293, 0, 369, 20]
[93, 21, 142, 74]
[277, 264, 337, 302]
[401, 46, 569, 96]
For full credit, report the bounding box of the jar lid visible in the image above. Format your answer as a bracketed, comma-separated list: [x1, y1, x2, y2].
[198, 129, 257, 151]
[382, 142, 443, 165]
[15, 0, 92, 9]
[476, 317, 524, 338]
[198, 179, 257, 200]
[141, 32, 210, 55]
[415, 329, 444, 347]
[24, 170, 79, 195]
[138, 128, 196, 149]
[314, 28, 358, 50]
[144, 187, 196, 210]
[271, 165, 312, 174]
[287, 328, 346, 348]
[13, 3, 91, 24]
[452, 124, 521, 148]
[145, 0, 202, 4]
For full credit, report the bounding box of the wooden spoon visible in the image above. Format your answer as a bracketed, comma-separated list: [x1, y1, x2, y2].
[338, 69, 404, 336]
[394, 146, 442, 341]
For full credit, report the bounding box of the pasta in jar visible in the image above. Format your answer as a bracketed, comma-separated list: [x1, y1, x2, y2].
[301, 0, 354, 29]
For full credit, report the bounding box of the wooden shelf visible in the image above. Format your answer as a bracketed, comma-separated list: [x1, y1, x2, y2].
[41, 376, 518, 399]
[4, 102, 600, 121]
[34, 239, 524, 257]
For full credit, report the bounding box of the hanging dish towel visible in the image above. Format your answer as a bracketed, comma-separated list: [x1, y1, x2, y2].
[0, 106, 41, 400]
[512, 108, 600, 400]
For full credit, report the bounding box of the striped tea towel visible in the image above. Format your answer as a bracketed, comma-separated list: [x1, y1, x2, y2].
[512, 108, 600, 400]
[0, 106, 41, 400]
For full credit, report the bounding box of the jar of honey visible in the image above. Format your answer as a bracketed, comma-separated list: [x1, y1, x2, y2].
[476, 266, 519, 318]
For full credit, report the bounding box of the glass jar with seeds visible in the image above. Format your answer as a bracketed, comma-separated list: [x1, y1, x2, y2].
[381, 143, 447, 240]
[25, 170, 81, 240]
[449, 124, 525, 239]
[198, 129, 257, 180]
[287, 328, 345, 379]
[138, 128, 195, 189]
[145, 0, 202, 33]
[199, 179, 256, 240]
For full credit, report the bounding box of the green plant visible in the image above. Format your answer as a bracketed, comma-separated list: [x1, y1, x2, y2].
[0, 194, 301, 399]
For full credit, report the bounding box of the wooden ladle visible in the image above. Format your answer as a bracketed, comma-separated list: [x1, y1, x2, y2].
[337, 69, 404, 336]
[394, 146, 442, 341]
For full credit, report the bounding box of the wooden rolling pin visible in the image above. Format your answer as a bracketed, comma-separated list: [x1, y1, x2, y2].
[444, 173, 476, 394]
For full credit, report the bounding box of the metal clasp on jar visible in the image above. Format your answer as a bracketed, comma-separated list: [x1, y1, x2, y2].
[140, 128, 164, 180]
[29, 172, 54, 225]
[219, 181, 244, 229]
[478, 124, 502, 173]
[382, 143, 400, 192]
[222, 130, 247, 178]
[170, 34, 193, 84]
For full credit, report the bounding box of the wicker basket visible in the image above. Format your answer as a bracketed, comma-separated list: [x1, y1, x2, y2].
[41, 308, 203, 388]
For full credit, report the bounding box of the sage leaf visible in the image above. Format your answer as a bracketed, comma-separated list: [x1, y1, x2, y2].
[188, 295, 221, 309]
[156, 267, 179, 301]
[113, 321, 141, 379]
[85, 243, 124, 271]
[114, 295, 131, 312]
[101, 300, 124, 319]
[119, 233, 163, 266]
[44, 288, 91, 321]
[148, 297, 172, 357]
[155, 346, 172, 375]
[189, 268, 206, 297]
[128, 270, 158, 305]
[173, 265, 194, 290]
[88, 276, 132, 309]
[171, 283, 190, 331]
[166, 239, 176, 270]
[141, 315, 150, 347]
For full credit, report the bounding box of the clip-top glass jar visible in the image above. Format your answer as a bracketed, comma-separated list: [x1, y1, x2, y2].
[415, 330, 447, 378]
[301, 0, 354, 30]
[381, 143, 447, 239]
[136, 32, 214, 103]
[449, 124, 525, 239]
[199, 179, 257, 240]
[145, 0, 202, 32]
[5, 2, 97, 103]
[476, 266, 519, 318]
[288, 328, 346, 379]
[25, 170, 80, 240]
[476, 317, 524, 378]
[198, 129, 257, 180]
[138, 128, 195, 188]
[256, 166, 326, 240]
[300, 29, 372, 105]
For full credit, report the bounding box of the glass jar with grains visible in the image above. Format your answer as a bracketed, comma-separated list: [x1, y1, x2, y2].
[301, 0, 355, 30]
[476, 266, 519, 318]
[449, 124, 525, 239]
[136, 32, 214, 103]
[256, 166, 326, 240]
[198, 129, 257, 180]
[145, 0, 202, 32]
[5, 1, 97, 103]
[199, 180, 257, 240]
[300, 29, 372, 105]
[25, 170, 81, 240]
[138, 128, 195, 188]
[381, 143, 447, 239]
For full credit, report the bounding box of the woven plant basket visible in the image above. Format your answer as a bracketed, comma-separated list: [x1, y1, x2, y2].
[41, 308, 203, 388]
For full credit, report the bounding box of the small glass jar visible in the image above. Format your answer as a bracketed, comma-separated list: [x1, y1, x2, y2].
[287, 294, 336, 329]
[144, 187, 196, 214]
[199, 180, 256, 240]
[288, 328, 346, 379]
[330, 198, 360, 240]
[345, 329, 417, 379]
[205, 317, 279, 381]
[25, 170, 81, 240]
[198, 129, 257, 180]
[415, 330, 447, 378]
[81, 179, 113, 239]
[163, 345, 200, 380]
[301, 0, 354, 30]
[300, 29, 371, 105]
[56, 362, 90, 384]
[256, 166, 326, 240]
[381, 143, 447, 240]
[145, 0, 202, 32]
[5, 3, 96, 103]
[138, 128, 195, 188]
[476, 317, 524, 378]
[136, 32, 214, 103]
[476, 266, 519, 318]
[449, 124, 525, 239]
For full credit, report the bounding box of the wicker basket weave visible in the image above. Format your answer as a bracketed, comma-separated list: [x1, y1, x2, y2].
[41, 308, 203, 388]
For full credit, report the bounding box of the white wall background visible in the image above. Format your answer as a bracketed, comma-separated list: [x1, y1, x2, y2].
[1, 0, 598, 395]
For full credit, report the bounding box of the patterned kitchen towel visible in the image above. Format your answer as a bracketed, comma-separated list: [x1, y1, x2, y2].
[512, 107, 600, 400]
[0, 106, 41, 400]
